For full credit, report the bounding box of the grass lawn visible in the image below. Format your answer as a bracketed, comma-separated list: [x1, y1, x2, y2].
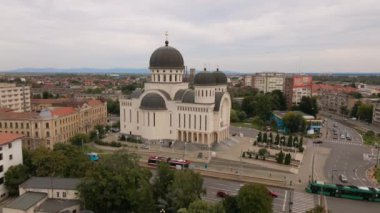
[363, 133, 380, 145]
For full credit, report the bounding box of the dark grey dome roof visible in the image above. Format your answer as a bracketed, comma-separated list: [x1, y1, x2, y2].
[140, 93, 167, 110]
[182, 90, 195, 103]
[193, 71, 216, 86]
[213, 70, 227, 85]
[149, 41, 184, 69]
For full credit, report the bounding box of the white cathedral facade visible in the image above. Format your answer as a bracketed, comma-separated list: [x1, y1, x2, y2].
[120, 39, 231, 146]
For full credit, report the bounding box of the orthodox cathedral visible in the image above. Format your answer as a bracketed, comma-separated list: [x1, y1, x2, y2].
[120, 38, 231, 146]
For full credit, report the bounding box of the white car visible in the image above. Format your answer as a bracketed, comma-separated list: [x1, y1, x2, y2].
[341, 134, 345, 139]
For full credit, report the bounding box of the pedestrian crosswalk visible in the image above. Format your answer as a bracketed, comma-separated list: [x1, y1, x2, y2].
[291, 191, 316, 213]
[325, 139, 363, 146]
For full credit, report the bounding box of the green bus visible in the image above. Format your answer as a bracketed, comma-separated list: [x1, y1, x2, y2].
[306, 181, 380, 202]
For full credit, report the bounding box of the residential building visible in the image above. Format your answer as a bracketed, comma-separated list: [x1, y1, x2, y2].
[0, 83, 31, 112]
[252, 72, 285, 93]
[285, 75, 312, 109]
[373, 101, 380, 125]
[120, 39, 231, 146]
[0, 100, 107, 149]
[0, 133, 24, 200]
[3, 177, 81, 213]
[318, 92, 357, 115]
[243, 75, 253, 87]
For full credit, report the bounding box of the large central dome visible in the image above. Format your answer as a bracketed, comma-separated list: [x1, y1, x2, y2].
[149, 41, 184, 69]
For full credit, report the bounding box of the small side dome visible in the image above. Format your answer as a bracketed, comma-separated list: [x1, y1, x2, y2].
[213, 69, 227, 85]
[193, 70, 216, 86]
[140, 93, 167, 110]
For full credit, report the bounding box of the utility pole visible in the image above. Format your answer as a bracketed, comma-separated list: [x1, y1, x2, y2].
[311, 153, 315, 182]
[376, 144, 380, 168]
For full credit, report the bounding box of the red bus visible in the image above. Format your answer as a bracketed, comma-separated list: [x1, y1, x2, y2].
[147, 156, 191, 169]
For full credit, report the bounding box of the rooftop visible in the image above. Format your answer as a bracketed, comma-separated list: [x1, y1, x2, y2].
[35, 199, 81, 212]
[0, 111, 40, 120]
[5, 192, 46, 210]
[0, 133, 24, 145]
[20, 177, 81, 190]
[49, 107, 77, 117]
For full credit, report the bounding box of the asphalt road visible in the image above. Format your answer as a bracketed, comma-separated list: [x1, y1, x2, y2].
[202, 177, 319, 213]
[320, 111, 380, 134]
[322, 119, 374, 186]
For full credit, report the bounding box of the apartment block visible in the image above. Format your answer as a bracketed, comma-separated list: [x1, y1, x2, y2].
[0, 100, 107, 149]
[243, 75, 253, 87]
[318, 92, 357, 115]
[284, 75, 313, 109]
[0, 83, 31, 112]
[253, 72, 285, 93]
[0, 133, 24, 200]
[373, 101, 380, 125]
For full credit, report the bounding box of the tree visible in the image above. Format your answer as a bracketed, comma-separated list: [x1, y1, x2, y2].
[5, 165, 29, 196]
[293, 137, 299, 147]
[253, 94, 273, 121]
[153, 163, 174, 210]
[298, 137, 304, 152]
[70, 133, 90, 146]
[230, 109, 239, 122]
[276, 151, 285, 164]
[287, 135, 293, 147]
[270, 90, 287, 111]
[79, 152, 155, 212]
[350, 101, 362, 118]
[284, 153, 291, 165]
[237, 111, 247, 121]
[258, 148, 268, 160]
[107, 99, 120, 115]
[223, 196, 240, 213]
[358, 103, 374, 122]
[298, 96, 318, 117]
[275, 134, 280, 145]
[42, 91, 54, 99]
[283, 112, 304, 133]
[186, 200, 225, 213]
[237, 184, 273, 213]
[280, 136, 286, 146]
[257, 132, 262, 143]
[263, 133, 268, 143]
[168, 169, 205, 211]
[340, 106, 349, 116]
[241, 96, 255, 117]
[268, 132, 273, 146]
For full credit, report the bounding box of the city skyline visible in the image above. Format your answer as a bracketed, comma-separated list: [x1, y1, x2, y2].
[0, 0, 380, 73]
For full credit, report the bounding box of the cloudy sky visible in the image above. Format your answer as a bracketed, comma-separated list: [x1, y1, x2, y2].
[0, 0, 380, 73]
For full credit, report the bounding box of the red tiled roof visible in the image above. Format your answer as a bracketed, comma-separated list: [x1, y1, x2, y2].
[50, 107, 77, 117]
[0, 112, 40, 120]
[0, 133, 24, 145]
[87, 99, 103, 106]
[312, 84, 357, 94]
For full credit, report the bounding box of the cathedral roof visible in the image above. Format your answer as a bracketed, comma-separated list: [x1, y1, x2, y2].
[213, 70, 228, 85]
[149, 40, 184, 69]
[140, 93, 167, 110]
[193, 70, 216, 86]
[182, 90, 195, 103]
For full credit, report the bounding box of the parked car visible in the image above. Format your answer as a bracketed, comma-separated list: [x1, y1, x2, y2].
[339, 174, 348, 183]
[346, 134, 351, 140]
[232, 133, 237, 136]
[351, 117, 357, 121]
[140, 144, 149, 149]
[333, 135, 338, 139]
[216, 190, 229, 198]
[340, 134, 345, 139]
[268, 190, 279, 198]
[313, 140, 323, 144]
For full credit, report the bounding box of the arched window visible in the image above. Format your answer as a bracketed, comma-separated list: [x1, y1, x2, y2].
[202, 90, 204, 96]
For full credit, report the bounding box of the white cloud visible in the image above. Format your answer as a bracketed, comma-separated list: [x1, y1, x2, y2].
[0, 0, 379, 72]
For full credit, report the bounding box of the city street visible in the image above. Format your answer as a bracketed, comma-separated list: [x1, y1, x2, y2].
[322, 118, 375, 186]
[202, 177, 318, 213]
